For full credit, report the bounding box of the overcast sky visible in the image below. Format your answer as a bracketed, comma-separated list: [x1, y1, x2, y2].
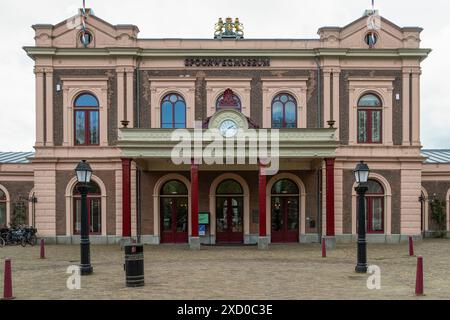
[0, 0, 448, 152]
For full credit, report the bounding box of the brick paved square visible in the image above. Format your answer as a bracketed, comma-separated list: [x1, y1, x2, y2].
[1, 239, 449, 300]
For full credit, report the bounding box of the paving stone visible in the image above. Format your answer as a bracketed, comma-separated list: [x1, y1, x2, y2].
[0, 239, 448, 300]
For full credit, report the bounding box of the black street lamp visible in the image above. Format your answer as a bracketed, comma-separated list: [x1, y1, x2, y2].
[354, 161, 370, 274]
[75, 160, 94, 276]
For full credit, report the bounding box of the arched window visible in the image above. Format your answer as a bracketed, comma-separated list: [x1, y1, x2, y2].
[74, 93, 99, 146]
[0, 189, 6, 227]
[161, 93, 186, 129]
[160, 180, 188, 243]
[365, 179, 385, 234]
[216, 179, 244, 195]
[271, 179, 300, 242]
[272, 93, 297, 128]
[161, 180, 188, 196]
[358, 93, 382, 143]
[216, 89, 241, 111]
[73, 182, 101, 235]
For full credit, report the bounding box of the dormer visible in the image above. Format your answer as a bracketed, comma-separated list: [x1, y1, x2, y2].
[32, 8, 139, 48]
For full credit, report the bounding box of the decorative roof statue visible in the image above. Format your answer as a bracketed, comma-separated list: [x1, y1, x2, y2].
[214, 18, 224, 38]
[234, 18, 244, 38]
[214, 17, 244, 39]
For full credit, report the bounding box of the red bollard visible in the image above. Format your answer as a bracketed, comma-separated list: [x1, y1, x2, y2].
[322, 238, 326, 258]
[415, 256, 424, 296]
[409, 236, 415, 257]
[2, 258, 15, 300]
[40, 239, 45, 259]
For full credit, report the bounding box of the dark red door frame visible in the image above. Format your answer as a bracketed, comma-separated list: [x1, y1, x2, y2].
[357, 109, 382, 144]
[74, 109, 100, 146]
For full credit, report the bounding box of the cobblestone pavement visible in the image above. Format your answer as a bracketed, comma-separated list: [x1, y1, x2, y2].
[0, 239, 449, 300]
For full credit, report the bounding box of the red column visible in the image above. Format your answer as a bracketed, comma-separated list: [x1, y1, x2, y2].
[325, 158, 335, 237]
[259, 165, 267, 237]
[191, 163, 199, 238]
[122, 158, 132, 237]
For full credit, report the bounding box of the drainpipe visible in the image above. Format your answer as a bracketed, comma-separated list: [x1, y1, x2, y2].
[136, 57, 142, 128]
[315, 56, 323, 242]
[137, 168, 142, 243]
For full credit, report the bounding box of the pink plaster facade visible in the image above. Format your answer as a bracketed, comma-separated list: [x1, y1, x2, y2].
[1, 8, 448, 244]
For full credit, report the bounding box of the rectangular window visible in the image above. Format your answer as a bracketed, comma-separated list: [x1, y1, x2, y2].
[89, 111, 99, 145]
[75, 111, 86, 145]
[161, 103, 174, 128]
[358, 110, 368, 143]
[358, 109, 382, 144]
[372, 111, 381, 143]
[0, 203, 6, 227]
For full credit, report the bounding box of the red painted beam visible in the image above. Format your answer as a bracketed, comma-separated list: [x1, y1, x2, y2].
[122, 158, 132, 237]
[191, 163, 199, 238]
[259, 165, 267, 237]
[325, 158, 335, 237]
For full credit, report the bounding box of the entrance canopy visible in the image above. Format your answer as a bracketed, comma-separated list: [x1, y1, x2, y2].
[118, 127, 338, 161]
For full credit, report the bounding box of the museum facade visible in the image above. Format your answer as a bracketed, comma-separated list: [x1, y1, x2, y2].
[0, 8, 449, 247]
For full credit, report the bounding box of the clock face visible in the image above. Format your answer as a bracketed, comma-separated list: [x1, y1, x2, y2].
[219, 120, 238, 138]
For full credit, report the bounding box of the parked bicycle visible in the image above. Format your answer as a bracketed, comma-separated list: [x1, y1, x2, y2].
[0, 226, 38, 247]
[22, 226, 38, 246]
[0, 227, 7, 247]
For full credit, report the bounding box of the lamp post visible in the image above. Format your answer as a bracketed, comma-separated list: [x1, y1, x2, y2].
[75, 160, 94, 276]
[354, 161, 370, 273]
[29, 194, 38, 228]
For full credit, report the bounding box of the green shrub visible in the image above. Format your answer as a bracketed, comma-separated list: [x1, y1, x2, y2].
[430, 199, 447, 238]
[11, 200, 27, 227]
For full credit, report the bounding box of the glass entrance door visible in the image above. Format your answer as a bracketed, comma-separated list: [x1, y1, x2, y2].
[160, 197, 188, 243]
[271, 196, 299, 243]
[160, 180, 189, 244]
[216, 197, 244, 244]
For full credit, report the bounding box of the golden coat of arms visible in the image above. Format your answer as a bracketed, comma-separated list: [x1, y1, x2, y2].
[214, 17, 244, 39]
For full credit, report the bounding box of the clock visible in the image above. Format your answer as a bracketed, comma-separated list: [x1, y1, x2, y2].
[219, 119, 238, 138]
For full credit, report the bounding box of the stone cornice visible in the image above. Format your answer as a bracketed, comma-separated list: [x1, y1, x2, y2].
[23, 46, 432, 61]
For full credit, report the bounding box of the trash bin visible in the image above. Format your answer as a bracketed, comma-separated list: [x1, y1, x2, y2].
[124, 244, 145, 287]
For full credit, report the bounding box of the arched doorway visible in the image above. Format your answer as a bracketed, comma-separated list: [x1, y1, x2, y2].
[216, 179, 244, 244]
[160, 180, 189, 243]
[271, 179, 300, 243]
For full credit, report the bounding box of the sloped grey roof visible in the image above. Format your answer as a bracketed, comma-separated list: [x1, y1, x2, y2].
[0, 152, 34, 164]
[0, 150, 448, 164]
[421, 150, 450, 164]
